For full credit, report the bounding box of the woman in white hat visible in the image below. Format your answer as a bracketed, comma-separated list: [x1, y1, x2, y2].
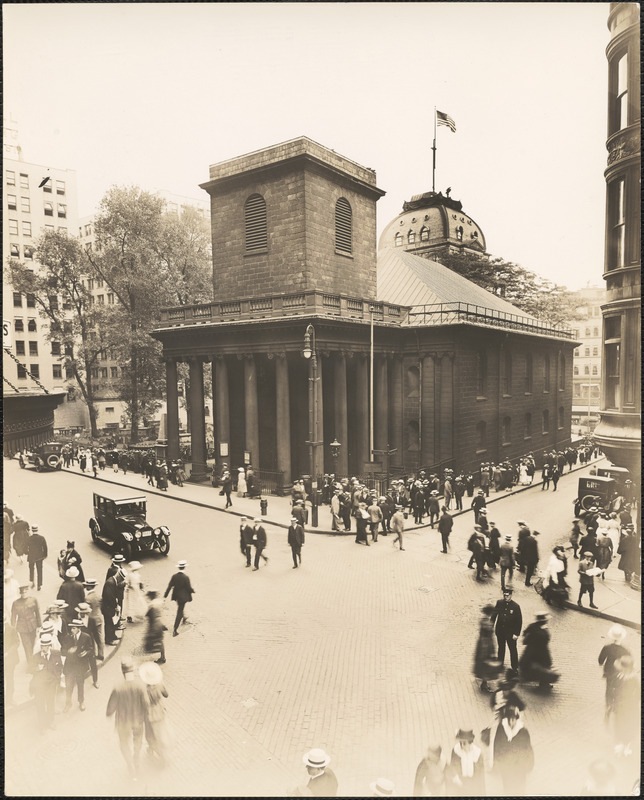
[445, 727, 485, 796]
[237, 467, 247, 498]
[124, 561, 147, 624]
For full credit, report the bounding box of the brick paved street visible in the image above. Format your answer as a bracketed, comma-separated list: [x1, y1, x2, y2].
[4, 457, 640, 796]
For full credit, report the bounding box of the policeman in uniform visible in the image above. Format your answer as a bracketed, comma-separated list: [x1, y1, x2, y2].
[490, 587, 522, 674]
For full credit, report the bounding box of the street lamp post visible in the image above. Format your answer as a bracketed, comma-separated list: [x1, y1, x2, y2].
[303, 324, 321, 527]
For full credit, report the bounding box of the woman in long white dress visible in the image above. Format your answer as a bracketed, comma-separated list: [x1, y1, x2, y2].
[519, 462, 530, 486]
[125, 561, 147, 623]
[237, 467, 247, 498]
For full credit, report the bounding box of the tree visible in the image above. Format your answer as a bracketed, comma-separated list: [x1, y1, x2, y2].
[154, 206, 212, 306]
[8, 230, 105, 437]
[84, 186, 169, 443]
[433, 250, 582, 327]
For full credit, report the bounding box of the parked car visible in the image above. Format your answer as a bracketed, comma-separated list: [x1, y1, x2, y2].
[20, 442, 64, 471]
[89, 491, 170, 560]
[574, 476, 617, 516]
[597, 465, 630, 494]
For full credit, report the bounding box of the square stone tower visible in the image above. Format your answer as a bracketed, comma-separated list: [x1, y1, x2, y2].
[199, 137, 385, 302]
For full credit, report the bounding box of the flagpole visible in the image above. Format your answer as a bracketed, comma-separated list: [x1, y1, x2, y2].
[432, 107, 437, 193]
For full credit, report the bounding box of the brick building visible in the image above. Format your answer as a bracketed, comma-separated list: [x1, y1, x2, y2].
[152, 137, 575, 486]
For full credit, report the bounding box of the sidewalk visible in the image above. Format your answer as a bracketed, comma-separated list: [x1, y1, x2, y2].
[56, 454, 640, 631]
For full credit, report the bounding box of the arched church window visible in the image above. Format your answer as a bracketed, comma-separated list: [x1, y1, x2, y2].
[395, 233, 403, 247]
[420, 226, 429, 242]
[407, 230, 416, 244]
[455, 226, 463, 241]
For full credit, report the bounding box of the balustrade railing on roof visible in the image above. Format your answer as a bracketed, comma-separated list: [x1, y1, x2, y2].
[405, 302, 574, 339]
[157, 291, 408, 326]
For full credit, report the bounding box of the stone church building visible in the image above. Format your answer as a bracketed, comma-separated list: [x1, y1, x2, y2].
[153, 137, 575, 486]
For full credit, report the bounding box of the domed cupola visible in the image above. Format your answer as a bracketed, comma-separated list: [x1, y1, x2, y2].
[379, 189, 486, 258]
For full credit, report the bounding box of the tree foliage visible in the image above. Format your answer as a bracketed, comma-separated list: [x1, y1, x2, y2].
[435, 250, 582, 327]
[8, 230, 106, 437]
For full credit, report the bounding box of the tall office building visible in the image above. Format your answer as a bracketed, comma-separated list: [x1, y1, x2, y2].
[567, 286, 605, 428]
[2, 120, 88, 432]
[594, 3, 641, 476]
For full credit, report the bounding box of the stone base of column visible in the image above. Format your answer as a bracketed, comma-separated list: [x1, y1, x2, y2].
[187, 461, 209, 483]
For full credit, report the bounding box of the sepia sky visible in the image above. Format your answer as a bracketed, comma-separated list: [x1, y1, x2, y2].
[3, 2, 609, 290]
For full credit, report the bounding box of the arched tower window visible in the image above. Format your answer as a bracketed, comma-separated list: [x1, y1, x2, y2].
[420, 226, 429, 241]
[455, 225, 463, 242]
[394, 232, 403, 247]
[335, 198, 352, 254]
[244, 194, 267, 252]
[407, 230, 416, 244]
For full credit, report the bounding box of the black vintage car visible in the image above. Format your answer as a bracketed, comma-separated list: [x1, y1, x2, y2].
[574, 476, 617, 516]
[20, 442, 64, 471]
[89, 491, 170, 560]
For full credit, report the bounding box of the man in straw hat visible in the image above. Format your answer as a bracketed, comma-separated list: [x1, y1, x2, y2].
[57, 567, 85, 623]
[83, 578, 105, 660]
[370, 778, 394, 797]
[164, 560, 195, 636]
[251, 518, 269, 571]
[598, 624, 630, 721]
[301, 748, 338, 796]
[287, 516, 305, 569]
[27, 524, 48, 591]
[30, 632, 63, 730]
[106, 658, 149, 779]
[62, 619, 93, 711]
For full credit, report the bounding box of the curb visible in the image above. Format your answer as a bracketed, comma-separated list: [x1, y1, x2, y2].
[561, 599, 641, 631]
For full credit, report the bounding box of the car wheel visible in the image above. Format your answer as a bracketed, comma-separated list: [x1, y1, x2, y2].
[121, 542, 133, 562]
[89, 518, 100, 542]
[157, 535, 170, 556]
[581, 494, 600, 511]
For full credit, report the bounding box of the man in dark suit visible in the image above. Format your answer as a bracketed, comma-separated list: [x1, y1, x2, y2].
[251, 519, 268, 571]
[102, 573, 120, 645]
[239, 517, 254, 568]
[57, 568, 85, 624]
[30, 632, 63, 729]
[490, 588, 522, 674]
[62, 619, 93, 711]
[105, 554, 127, 622]
[27, 524, 48, 591]
[302, 748, 338, 797]
[522, 532, 540, 586]
[287, 516, 305, 568]
[164, 560, 195, 635]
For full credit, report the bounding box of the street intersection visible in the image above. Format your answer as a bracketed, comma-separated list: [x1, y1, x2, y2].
[4, 456, 640, 797]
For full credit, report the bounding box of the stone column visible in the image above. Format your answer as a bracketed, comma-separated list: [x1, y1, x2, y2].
[420, 353, 436, 467]
[244, 355, 260, 469]
[275, 354, 291, 485]
[314, 355, 324, 477]
[355, 354, 369, 469]
[333, 353, 349, 477]
[213, 356, 230, 470]
[165, 358, 180, 461]
[390, 355, 403, 469]
[374, 355, 389, 455]
[188, 358, 208, 482]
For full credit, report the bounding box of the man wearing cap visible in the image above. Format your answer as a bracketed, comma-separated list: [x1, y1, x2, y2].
[164, 560, 195, 635]
[27, 524, 48, 591]
[239, 517, 254, 568]
[106, 659, 150, 778]
[287, 516, 305, 569]
[302, 748, 338, 796]
[57, 567, 85, 623]
[31, 633, 63, 729]
[11, 584, 41, 666]
[251, 518, 269, 570]
[490, 588, 522, 674]
[577, 552, 599, 609]
[83, 579, 105, 660]
[62, 619, 93, 711]
[499, 535, 516, 591]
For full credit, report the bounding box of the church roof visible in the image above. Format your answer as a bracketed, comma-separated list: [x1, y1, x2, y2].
[377, 247, 540, 321]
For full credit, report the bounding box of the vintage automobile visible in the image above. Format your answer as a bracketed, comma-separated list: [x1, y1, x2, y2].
[574, 476, 617, 516]
[89, 491, 170, 559]
[597, 465, 631, 494]
[19, 442, 64, 471]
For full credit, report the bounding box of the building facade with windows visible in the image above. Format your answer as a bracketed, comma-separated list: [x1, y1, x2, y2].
[152, 137, 575, 485]
[594, 3, 640, 476]
[2, 147, 88, 432]
[567, 286, 605, 427]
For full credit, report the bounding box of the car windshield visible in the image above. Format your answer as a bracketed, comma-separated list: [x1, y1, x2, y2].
[116, 502, 145, 516]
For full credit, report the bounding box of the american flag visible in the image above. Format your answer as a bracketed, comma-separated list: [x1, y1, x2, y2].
[436, 110, 456, 132]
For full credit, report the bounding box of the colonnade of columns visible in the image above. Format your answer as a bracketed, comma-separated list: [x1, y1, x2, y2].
[166, 350, 412, 483]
